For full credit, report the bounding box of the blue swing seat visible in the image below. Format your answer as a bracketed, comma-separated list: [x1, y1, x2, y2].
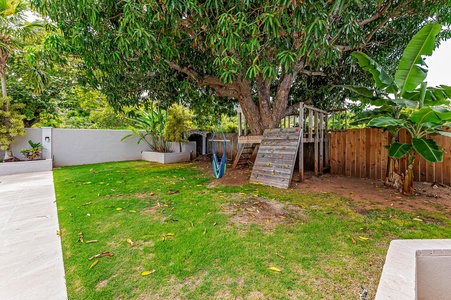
[211, 132, 227, 179]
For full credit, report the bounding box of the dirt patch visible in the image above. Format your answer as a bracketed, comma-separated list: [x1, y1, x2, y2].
[194, 160, 252, 187]
[222, 194, 304, 231]
[143, 206, 159, 214]
[296, 173, 451, 216]
[195, 161, 451, 216]
[95, 280, 108, 291]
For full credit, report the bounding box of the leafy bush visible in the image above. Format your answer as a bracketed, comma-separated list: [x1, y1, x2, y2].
[0, 97, 26, 159]
[163, 104, 192, 152]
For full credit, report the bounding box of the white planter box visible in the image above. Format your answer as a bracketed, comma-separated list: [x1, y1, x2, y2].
[0, 159, 53, 176]
[376, 239, 451, 300]
[142, 151, 191, 164]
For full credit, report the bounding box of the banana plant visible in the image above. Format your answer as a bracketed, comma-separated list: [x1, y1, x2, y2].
[121, 103, 170, 153]
[341, 23, 451, 195]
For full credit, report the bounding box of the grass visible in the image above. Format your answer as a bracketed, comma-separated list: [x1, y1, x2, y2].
[53, 161, 451, 299]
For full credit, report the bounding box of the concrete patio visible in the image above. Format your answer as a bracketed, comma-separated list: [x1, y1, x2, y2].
[0, 171, 67, 300]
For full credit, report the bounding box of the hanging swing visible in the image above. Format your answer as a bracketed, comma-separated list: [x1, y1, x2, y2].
[211, 125, 227, 179]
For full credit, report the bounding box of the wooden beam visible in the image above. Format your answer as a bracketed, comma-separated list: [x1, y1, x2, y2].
[238, 112, 242, 136]
[314, 111, 319, 176]
[238, 135, 262, 144]
[299, 102, 305, 182]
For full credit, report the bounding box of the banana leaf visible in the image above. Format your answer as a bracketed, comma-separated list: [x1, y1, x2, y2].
[388, 142, 412, 159]
[394, 23, 441, 96]
[412, 138, 443, 162]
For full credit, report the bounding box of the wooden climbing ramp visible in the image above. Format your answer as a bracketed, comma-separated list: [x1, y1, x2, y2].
[249, 128, 302, 189]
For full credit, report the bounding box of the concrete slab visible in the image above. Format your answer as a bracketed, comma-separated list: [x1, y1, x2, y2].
[0, 172, 67, 300]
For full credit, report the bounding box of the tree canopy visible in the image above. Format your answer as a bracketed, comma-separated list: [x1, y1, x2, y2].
[31, 0, 451, 134]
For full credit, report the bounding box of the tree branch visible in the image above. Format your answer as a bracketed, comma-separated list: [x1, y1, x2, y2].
[359, 2, 391, 26]
[164, 59, 201, 83]
[164, 60, 240, 98]
[301, 69, 327, 76]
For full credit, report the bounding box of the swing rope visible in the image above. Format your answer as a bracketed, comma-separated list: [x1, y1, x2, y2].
[211, 123, 227, 179]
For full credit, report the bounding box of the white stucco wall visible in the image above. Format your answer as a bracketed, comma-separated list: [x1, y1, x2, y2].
[6, 128, 200, 169]
[51, 129, 150, 167]
[10, 129, 43, 160]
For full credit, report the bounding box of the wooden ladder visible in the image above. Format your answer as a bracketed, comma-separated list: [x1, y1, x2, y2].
[232, 143, 258, 168]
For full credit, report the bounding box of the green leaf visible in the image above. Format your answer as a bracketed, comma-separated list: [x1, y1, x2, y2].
[437, 130, 451, 138]
[367, 117, 404, 128]
[389, 142, 412, 159]
[409, 107, 441, 124]
[431, 107, 451, 121]
[389, 98, 418, 108]
[412, 138, 443, 162]
[351, 52, 395, 90]
[395, 23, 442, 96]
[340, 85, 374, 98]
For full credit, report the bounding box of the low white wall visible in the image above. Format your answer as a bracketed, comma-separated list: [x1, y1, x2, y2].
[52, 129, 150, 167]
[0, 159, 53, 175]
[7, 128, 198, 168]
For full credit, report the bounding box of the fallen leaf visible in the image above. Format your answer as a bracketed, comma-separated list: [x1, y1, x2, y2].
[127, 239, 135, 247]
[203, 228, 207, 235]
[348, 235, 356, 244]
[276, 253, 285, 259]
[141, 270, 155, 276]
[116, 207, 123, 211]
[413, 218, 423, 222]
[268, 267, 281, 272]
[86, 240, 98, 244]
[359, 236, 369, 241]
[129, 210, 137, 213]
[88, 251, 113, 260]
[56, 230, 61, 236]
[82, 202, 92, 206]
[90, 260, 99, 269]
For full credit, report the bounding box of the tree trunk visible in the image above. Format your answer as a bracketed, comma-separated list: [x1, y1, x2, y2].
[165, 61, 300, 135]
[1, 72, 6, 99]
[402, 150, 416, 195]
[236, 73, 298, 135]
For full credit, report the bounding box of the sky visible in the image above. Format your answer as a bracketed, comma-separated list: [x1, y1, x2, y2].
[425, 39, 451, 86]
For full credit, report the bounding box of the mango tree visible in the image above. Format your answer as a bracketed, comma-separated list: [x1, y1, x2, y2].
[31, 0, 451, 135]
[342, 23, 451, 195]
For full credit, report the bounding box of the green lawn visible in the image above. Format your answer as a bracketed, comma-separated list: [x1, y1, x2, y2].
[53, 161, 451, 299]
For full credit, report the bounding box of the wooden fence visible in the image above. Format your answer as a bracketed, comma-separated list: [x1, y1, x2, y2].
[330, 128, 451, 185]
